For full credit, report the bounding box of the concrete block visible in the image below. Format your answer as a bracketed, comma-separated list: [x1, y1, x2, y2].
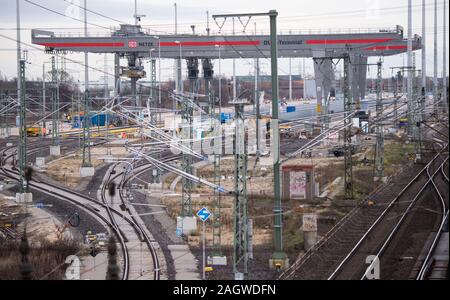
[35, 157, 45, 167]
[49, 145, 61, 156]
[176, 216, 197, 235]
[79, 166, 95, 177]
[208, 255, 227, 266]
[15, 193, 33, 203]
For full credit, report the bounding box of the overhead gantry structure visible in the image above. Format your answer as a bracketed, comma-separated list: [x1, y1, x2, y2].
[32, 24, 421, 107]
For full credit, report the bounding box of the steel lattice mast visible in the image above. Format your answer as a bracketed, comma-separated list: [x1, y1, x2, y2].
[203, 58, 222, 255]
[443, 0, 448, 111]
[180, 58, 198, 217]
[180, 98, 193, 217]
[149, 57, 161, 184]
[51, 56, 60, 147]
[18, 59, 27, 193]
[81, 0, 92, 169]
[81, 90, 92, 168]
[343, 55, 354, 199]
[374, 59, 385, 182]
[232, 99, 248, 280]
[0, 93, 6, 137]
[407, 0, 414, 137]
[434, 0, 439, 115]
[412, 53, 423, 161]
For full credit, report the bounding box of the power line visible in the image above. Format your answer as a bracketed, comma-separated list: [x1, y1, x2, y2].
[136, 2, 446, 29]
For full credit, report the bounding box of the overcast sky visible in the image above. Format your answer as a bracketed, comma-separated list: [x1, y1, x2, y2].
[0, 0, 448, 85]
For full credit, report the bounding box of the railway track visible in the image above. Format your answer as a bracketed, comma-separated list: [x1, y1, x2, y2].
[0, 226, 18, 240]
[328, 140, 449, 280]
[100, 163, 159, 280]
[414, 135, 449, 280]
[280, 125, 449, 280]
[0, 140, 163, 280]
[100, 154, 181, 280]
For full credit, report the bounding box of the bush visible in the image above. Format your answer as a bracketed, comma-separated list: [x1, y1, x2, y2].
[0, 237, 80, 280]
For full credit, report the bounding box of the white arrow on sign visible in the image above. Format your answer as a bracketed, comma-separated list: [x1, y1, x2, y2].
[196, 207, 211, 222]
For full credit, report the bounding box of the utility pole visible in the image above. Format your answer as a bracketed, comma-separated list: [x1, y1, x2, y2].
[254, 22, 261, 156]
[16, 0, 21, 123]
[407, 0, 414, 137]
[374, 59, 386, 182]
[422, 0, 427, 93]
[212, 10, 288, 271]
[395, 72, 399, 124]
[16, 0, 29, 201]
[180, 97, 193, 217]
[1, 92, 10, 138]
[267, 10, 287, 270]
[255, 57, 261, 156]
[0, 93, 5, 138]
[412, 53, 423, 161]
[180, 58, 198, 218]
[434, 0, 439, 115]
[104, 53, 111, 156]
[174, 3, 181, 94]
[232, 98, 248, 280]
[149, 52, 160, 185]
[289, 31, 293, 101]
[80, 0, 93, 177]
[443, 0, 448, 111]
[343, 55, 354, 199]
[232, 18, 237, 100]
[289, 56, 293, 101]
[18, 59, 27, 194]
[42, 63, 46, 135]
[212, 48, 224, 260]
[134, 0, 138, 25]
[50, 56, 60, 156]
[202, 57, 223, 259]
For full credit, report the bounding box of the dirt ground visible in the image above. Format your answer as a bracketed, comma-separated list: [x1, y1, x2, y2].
[161, 130, 414, 256]
[0, 194, 72, 243]
[45, 157, 103, 188]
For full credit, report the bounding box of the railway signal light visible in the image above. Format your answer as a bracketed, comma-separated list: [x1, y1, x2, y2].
[108, 181, 116, 197]
[24, 166, 33, 182]
[90, 246, 98, 257]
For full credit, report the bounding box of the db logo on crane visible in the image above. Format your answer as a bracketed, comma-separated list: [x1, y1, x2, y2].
[128, 40, 138, 48]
